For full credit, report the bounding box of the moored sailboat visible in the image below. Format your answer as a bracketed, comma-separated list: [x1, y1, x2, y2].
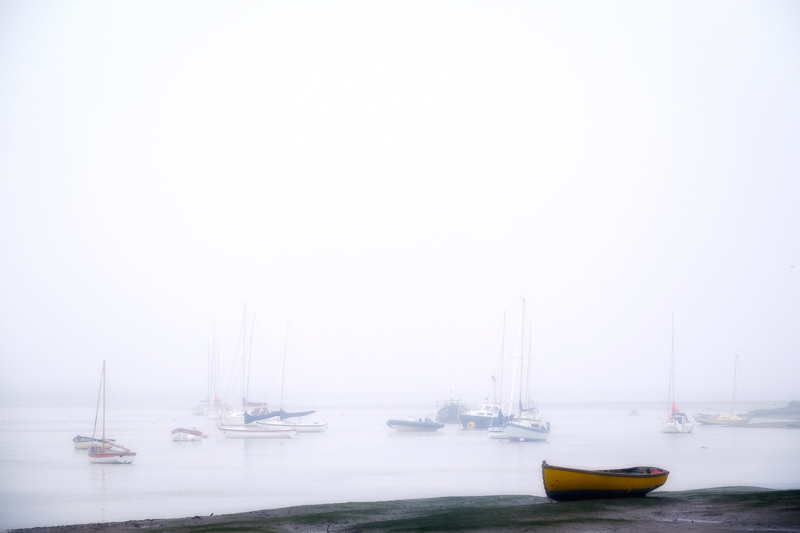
[502, 298, 550, 442]
[694, 355, 752, 426]
[661, 315, 693, 434]
[87, 361, 137, 464]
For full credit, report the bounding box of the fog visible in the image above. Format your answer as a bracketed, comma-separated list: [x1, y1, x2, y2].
[1, 1, 798, 409]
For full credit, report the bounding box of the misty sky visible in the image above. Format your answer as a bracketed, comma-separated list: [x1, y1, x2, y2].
[1, 1, 798, 408]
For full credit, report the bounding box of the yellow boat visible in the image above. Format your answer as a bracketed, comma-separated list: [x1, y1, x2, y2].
[541, 461, 669, 501]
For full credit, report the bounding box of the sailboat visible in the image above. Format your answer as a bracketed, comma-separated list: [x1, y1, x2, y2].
[694, 355, 752, 426]
[87, 361, 137, 464]
[502, 298, 550, 442]
[253, 323, 326, 432]
[661, 315, 693, 434]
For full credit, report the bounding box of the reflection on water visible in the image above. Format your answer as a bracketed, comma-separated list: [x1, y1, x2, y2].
[0, 402, 799, 529]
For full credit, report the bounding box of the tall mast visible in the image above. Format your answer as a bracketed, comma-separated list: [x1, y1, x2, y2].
[668, 313, 675, 412]
[280, 323, 290, 410]
[242, 305, 246, 406]
[519, 298, 525, 408]
[731, 354, 738, 416]
[499, 311, 506, 407]
[102, 360, 106, 444]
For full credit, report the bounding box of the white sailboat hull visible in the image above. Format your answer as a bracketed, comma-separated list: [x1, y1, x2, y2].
[88, 452, 137, 464]
[661, 420, 694, 433]
[219, 425, 297, 439]
[258, 420, 327, 433]
[503, 420, 550, 441]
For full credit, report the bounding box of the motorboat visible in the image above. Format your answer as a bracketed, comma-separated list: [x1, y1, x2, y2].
[542, 461, 669, 501]
[458, 403, 504, 429]
[386, 416, 445, 432]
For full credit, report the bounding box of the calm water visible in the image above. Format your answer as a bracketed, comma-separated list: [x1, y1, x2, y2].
[1, 401, 798, 530]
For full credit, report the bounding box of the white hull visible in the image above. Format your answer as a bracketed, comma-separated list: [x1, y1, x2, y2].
[487, 427, 506, 439]
[219, 412, 246, 426]
[694, 413, 751, 426]
[172, 432, 204, 441]
[386, 423, 441, 433]
[661, 421, 694, 433]
[88, 452, 136, 464]
[219, 425, 297, 439]
[502, 420, 550, 441]
[258, 420, 327, 433]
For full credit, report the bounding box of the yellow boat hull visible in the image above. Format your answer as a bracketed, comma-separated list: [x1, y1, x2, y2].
[542, 461, 668, 501]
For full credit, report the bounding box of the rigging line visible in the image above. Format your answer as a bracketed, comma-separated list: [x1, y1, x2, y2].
[737, 355, 750, 407]
[91, 363, 103, 440]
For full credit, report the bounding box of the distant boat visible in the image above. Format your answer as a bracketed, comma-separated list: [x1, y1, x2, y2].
[171, 428, 208, 441]
[435, 375, 466, 423]
[87, 361, 137, 464]
[502, 298, 550, 442]
[629, 410, 639, 416]
[386, 416, 445, 433]
[218, 425, 297, 438]
[694, 355, 752, 427]
[73, 435, 114, 450]
[257, 418, 328, 433]
[542, 461, 669, 501]
[458, 402, 504, 429]
[661, 315, 693, 434]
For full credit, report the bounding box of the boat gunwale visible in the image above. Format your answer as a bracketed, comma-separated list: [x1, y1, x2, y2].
[542, 462, 669, 479]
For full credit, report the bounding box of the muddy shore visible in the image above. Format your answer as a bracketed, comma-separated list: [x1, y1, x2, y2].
[10, 488, 800, 533]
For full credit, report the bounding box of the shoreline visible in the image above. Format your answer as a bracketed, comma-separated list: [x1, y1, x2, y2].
[9, 487, 800, 533]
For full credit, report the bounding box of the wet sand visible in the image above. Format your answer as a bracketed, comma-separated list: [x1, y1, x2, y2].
[10, 488, 800, 532]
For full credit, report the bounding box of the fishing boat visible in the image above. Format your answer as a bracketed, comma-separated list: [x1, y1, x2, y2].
[694, 355, 752, 426]
[386, 416, 445, 432]
[171, 428, 208, 441]
[661, 315, 693, 434]
[87, 361, 137, 464]
[435, 375, 466, 424]
[542, 461, 669, 501]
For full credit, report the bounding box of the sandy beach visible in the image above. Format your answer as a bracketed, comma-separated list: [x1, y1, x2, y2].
[9, 488, 800, 533]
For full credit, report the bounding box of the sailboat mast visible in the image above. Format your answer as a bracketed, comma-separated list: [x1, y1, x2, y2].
[242, 305, 246, 407]
[668, 313, 675, 412]
[280, 323, 289, 410]
[499, 311, 506, 408]
[519, 298, 525, 408]
[102, 360, 106, 444]
[731, 354, 738, 416]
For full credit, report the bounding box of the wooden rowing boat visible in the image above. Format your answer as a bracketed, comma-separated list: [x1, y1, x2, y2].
[541, 461, 668, 501]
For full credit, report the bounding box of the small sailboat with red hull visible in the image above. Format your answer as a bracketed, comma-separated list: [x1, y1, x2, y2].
[87, 361, 137, 464]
